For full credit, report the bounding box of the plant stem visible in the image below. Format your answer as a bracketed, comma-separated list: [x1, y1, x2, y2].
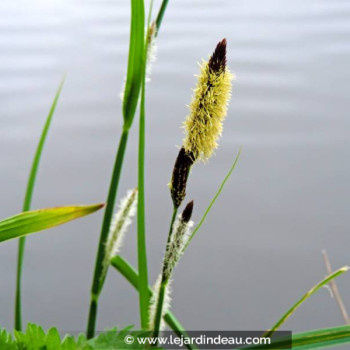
[111, 255, 198, 350]
[155, 0, 169, 31]
[137, 60, 149, 329]
[182, 148, 241, 254]
[87, 128, 129, 338]
[152, 207, 177, 336]
[15, 78, 65, 330]
[153, 279, 168, 337]
[264, 266, 349, 338]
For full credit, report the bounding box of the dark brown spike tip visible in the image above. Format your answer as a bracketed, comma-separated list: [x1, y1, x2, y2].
[208, 38, 227, 73]
[170, 148, 194, 208]
[181, 200, 194, 223]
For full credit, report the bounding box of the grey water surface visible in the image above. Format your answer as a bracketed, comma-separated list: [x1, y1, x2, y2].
[1, 0, 350, 338]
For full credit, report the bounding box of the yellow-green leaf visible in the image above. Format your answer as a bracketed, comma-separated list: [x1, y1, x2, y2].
[0, 204, 104, 242]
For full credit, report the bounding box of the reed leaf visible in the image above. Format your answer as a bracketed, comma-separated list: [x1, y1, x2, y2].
[265, 266, 349, 338]
[0, 204, 103, 242]
[122, 0, 145, 129]
[137, 27, 149, 332]
[15, 77, 65, 330]
[155, 0, 170, 31]
[247, 325, 350, 349]
[183, 147, 241, 253]
[87, 0, 145, 338]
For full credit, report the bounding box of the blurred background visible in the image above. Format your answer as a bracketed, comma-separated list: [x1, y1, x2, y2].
[0, 0, 350, 336]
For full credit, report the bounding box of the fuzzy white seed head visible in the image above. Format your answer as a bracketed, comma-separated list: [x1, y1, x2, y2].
[163, 216, 194, 280]
[145, 23, 157, 83]
[101, 188, 138, 283]
[149, 275, 172, 331]
[120, 23, 157, 102]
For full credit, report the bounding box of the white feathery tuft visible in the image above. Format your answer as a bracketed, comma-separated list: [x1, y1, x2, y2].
[102, 188, 138, 281]
[163, 216, 194, 280]
[119, 23, 157, 101]
[145, 28, 157, 83]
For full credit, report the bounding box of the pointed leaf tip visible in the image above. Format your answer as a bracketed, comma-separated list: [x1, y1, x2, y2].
[0, 203, 104, 242]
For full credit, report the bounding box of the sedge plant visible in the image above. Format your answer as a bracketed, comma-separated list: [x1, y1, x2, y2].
[15, 77, 65, 331]
[150, 38, 234, 337]
[86, 0, 171, 337]
[1, 1, 350, 349]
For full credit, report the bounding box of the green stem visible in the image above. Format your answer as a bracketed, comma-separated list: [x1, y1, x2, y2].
[183, 148, 241, 254]
[110, 255, 198, 350]
[137, 60, 149, 329]
[264, 266, 349, 338]
[152, 207, 177, 336]
[87, 128, 129, 338]
[153, 279, 168, 338]
[15, 78, 65, 330]
[155, 0, 170, 31]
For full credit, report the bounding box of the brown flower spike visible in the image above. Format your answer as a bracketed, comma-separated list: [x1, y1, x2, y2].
[170, 147, 194, 208]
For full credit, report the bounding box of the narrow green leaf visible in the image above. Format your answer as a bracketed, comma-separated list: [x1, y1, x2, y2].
[291, 325, 350, 349]
[122, 0, 145, 128]
[155, 0, 170, 31]
[136, 2, 155, 330]
[0, 204, 103, 242]
[16, 76, 65, 331]
[111, 255, 198, 350]
[22, 77, 65, 213]
[247, 325, 350, 349]
[265, 266, 349, 338]
[183, 148, 241, 252]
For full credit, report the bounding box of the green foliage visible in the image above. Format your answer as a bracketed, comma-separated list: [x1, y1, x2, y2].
[0, 204, 103, 243]
[248, 325, 350, 349]
[87, 327, 155, 350]
[122, 0, 145, 128]
[184, 148, 241, 252]
[111, 255, 198, 350]
[0, 324, 165, 350]
[2, 323, 350, 350]
[0, 324, 90, 350]
[265, 266, 349, 337]
[16, 77, 65, 330]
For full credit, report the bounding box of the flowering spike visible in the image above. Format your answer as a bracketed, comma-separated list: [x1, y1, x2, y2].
[101, 188, 138, 284]
[208, 38, 227, 73]
[183, 39, 234, 162]
[146, 22, 157, 83]
[169, 147, 194, 208]
[163, 202, 194, 280]
[181, 200, 194, 223]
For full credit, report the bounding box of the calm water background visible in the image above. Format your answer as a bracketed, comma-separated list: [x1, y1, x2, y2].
[1, 0, 350, 337]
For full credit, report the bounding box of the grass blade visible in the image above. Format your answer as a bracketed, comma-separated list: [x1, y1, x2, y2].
[87, 129, 129, 338]
[290, 324, 350, 349]
[87, 0, 145, 335]
[87, 0, 175, 337]
[111, 255, 198, 350]
[136, 0, 155, 329]
[183, 147, 241, 253]
[0, 204, 103, 242]
[264, 266, 349, 338]
[247, 325, 350, 349]
[137, 36, 149, 331]
[155, 0, 170, 31]
[122, 0, 145, 128]
[15, 77, 65, 330]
